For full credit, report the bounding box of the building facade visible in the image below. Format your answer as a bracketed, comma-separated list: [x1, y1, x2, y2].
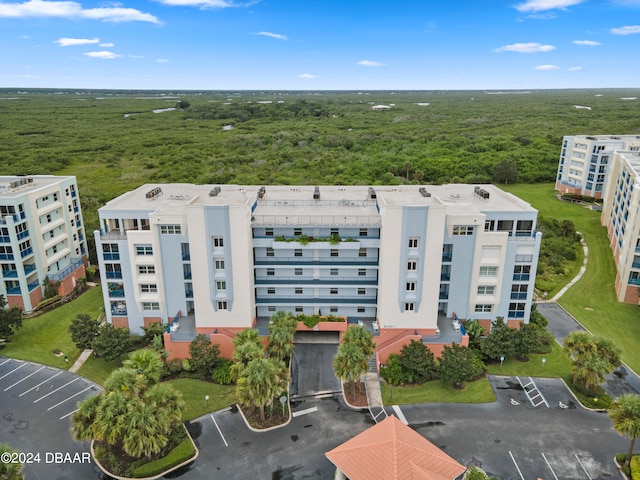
[95, 184, 541, 357]
[601, 151, 640, 304]
[556, 135, 640, 199]
[0, 176, 88, 312]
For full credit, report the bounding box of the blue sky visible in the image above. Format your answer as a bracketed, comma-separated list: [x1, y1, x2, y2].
[0, 0, 639, 90]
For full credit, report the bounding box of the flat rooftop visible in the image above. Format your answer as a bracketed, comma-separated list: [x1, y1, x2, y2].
[0, 175, 75, 198]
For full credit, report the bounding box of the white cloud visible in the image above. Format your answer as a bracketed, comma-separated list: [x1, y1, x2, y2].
[153, 0, 233, 7]
[84, 50, 121, 59]
[19, 34, 30, 38]
[572, 39, 602, 46]
[99, 42, 114, 47]
[297, 73, 316, 79]
[253, 31, 288, 40]
[358, 60, 385, 67]
[569, 66, 583, 71]
[55, 37, 100, 47]
[156, 58, 169, 63]
[128, 54, 144, 58]
[493, 42, 556, 53]
[514, 0, 584, 12]
[0, 0, 160, 23]
[610, 25, 640, 34]
[534, 64, 560, 70]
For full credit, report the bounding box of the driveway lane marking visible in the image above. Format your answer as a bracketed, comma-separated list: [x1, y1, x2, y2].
[211, 414, 228, 447]
[508, 451, 525, 480]
[4, 366, 45, 391]
[292, 406, 318, 418]
[541, 452, 559, 480]
[0, 361, 27, 380]
[0, 358, 11, 367]
[19, 370, 62, 396]
[33, 377, 78, 403]
[47, 385, 95, 411]
[575, 454, 593, 480]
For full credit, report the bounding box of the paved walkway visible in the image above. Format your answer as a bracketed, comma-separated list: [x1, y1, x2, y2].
[539, 233, 589, 303]
[68, 349, 93, 373]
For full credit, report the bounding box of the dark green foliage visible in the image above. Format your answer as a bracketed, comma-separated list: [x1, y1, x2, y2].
[529, 304, 548, 328]
[537, 216, 581, 272]
[512, 323, 553, 361]
[398, 340, 438, 384]
[141, 321, 166, 346]
[0, 295, 23, 340]
[211, 359, 233, 385]
[0, 444, 25, 480]
[564, 331, 622, 390]
[479, 319, 515, 361]
[92, 324, 132, 362]
[188, 334, 221, 377]
[68, 313, 101, 350]
[380, 354, 407, 386]
[492, 158, 518, 185]
[463, 319, 486, 351]
[438, 343, 485, 389]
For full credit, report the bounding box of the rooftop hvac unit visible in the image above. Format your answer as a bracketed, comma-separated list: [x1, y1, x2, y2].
[145, 187, 163, 199]
[209, 186, 222, 197]
[313, 186, 320, 200]
[418, 187, 431, 198]
[474, 187, 490, 199]
[257, 186, 266, 199]
[368, 187, 377, 199]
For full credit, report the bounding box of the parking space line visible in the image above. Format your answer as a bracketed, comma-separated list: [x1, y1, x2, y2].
[0, 358, 12, 367]
[541, 452, 559, 480]
[33, 378, 78, 403]
[391, 405, 409, 425]
[4, 366, 45, 391]
[47, 385, 94, 411]
[19, 370, 63, 396]
[292, 406, 318, 418]
[60, 409, 78, 420]
[0, 361, 27, 380]
[508, 451, 524, 480]
[575, 454, 593, 480]
[211, 414, 228, 447]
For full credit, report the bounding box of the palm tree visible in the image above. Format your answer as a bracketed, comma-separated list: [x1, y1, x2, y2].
[564, 332, 621, 389]
[71, 394, 101, 442]
[267, 322, 295, 362]
[236, 357, 287, 422]
[233, 328, 263, 349]
[333, 342, 368, 401]
[230, 341, 264, 381]
[123, 349, 164, 385]
[342, 325, 376, 358]
[0, 444, 25, 480]
[608, 393, 640, 468]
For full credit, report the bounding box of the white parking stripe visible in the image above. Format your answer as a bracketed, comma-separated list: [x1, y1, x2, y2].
[392, 405, 409, 425]
[33, 377, 78, 403]
[0, 358, 12, 367]
[508, 451, 525, 480]
[292, 406, 318, 417]
[19, 370, 62, 396]
[4, 366, 45, 391]
[47, 385, 94, 411]
[0, 361, 27, 380]
[60, 409, 78, 420]
[211, 414, 228, 447]
[575, 454, 593, 480]
[541, 452, 559, 480]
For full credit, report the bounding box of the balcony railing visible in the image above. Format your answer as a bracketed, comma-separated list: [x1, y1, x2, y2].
[513, 274, 530, 281]
[0, 254, 14, 261]
[16, 230, 29, 240]
[103, 253, 120, 261]
[439, 292, 449, 300]
[632, 262, 640, 269]
[185, 290, 194, 298]
[628, 277, 640, 285]
[6, 286, 21, 295]
[0, 235, 10, 243]
[508, 311, 526, 318]
[48, 258, 83, 282]
[255, 296, 377, 304]
[254, 256, 378, 266]
[441, 254, 452, 262]
[24, 264, 36, 275]
[252, 215, 381, 226]
[108, 289, 125, 297]
[28, 281, 39, 291]
[20, 247, 33, 258]
[440, 273, 451, 281]
[510, 292, 527, 300]
[105, 271, 123, 279]
[2, 270, 18, 278]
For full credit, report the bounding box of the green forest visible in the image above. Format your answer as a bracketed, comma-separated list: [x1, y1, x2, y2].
[1, 88, 639, 239]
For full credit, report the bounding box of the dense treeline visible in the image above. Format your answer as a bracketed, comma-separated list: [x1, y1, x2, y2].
[1, 89, 639, 244]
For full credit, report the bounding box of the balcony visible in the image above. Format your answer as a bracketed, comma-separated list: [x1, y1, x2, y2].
[2, 270, 18, 278]
[441, 254, 452, 263]
[105, 271, 123, 279]
[5, 286, 21, 295]
[252, 214, 381, 227]
[0, 235, 10, 243]
[71, 190, 77, 198]
[108, 289, 125, 298]
[440, 273, 451, 281]
[632, 262, 640, 269]
[508, 311, 526, 318]
[185, 290, 194, 298]
[254, 256, 378, 266]
[16, 230, 29, 240]
[0, 254, 15, 261]
[255, 296, 378, 305]
[24, 264, 36, 275]
[513, 274, 530, 281]
[28, 280, 39, 291]
[103, 252, 120, 261]
[20, 247, 33, 258]
[48, 258, 83, 282]
[510, 292, 527, 300]
[255, 277, 378, 285]
[628, 278, 640, 286]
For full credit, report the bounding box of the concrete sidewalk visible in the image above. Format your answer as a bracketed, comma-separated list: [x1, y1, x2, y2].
[68, 349, 92, 373]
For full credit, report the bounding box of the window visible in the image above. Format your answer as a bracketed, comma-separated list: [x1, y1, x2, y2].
[407, 260, 417, 271]
[511, 284, 528, 299]
[359, 248, 367, 257]
[330, 288, 338, 295]
[477, 285, 495, 295]
[294, 249, 303, 257]
[452, 226, 474, 236]
[442, 244, 453, 262]
[405, 302, 415, 311]
[406, 282, 416, 291]
[331, 228, 339, 236]
[294, 228, 302, 236]
[265, 228, 274, 236]
[160, 225, 181, 235]
[497, 220, 514, 232]
[214, 259, 225, 270]
[142, 302, 160, 311]
[140, 284, 157, 293]
[267, 288, 275, 294]
[181, 243, 190, 260]
[330, 307, 338, 313]
[484, 219, 495, 232]
[295, 287, 303, 294]
[330, 268, 339, 276]
[358, 268, 367, 276]
[136, 244, 153, 256]
[513, 265, 531, 280]
[330, 249, 339, 257]
[213, 237, 224, 247]
[266, 247, 274, 257]
[217, 301, 228, 310]
[479, 266, 498, 277]
[183, 264, 191, 279]
[268, 306, 276, 312]
[508, 302, 526, 318]
[138, 265, 155, 275]
[295, 268, 303, 276]
[216, 281, 226, 290]
[295, 306, 304, 313]
[474, 304, 492, 313]
[357, 307, 366, 313]
[359, 228, 368, 237]
[358, 288, 366, 295]
[267, 268, 275, 276]
[408, 237, 418, 248]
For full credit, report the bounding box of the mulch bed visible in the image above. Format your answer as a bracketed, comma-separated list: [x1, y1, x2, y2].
[343, 381, 368, 407]
[241, 404, 290, 429]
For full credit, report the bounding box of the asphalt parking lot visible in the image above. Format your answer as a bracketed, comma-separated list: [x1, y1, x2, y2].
[0, 357, 102, 480]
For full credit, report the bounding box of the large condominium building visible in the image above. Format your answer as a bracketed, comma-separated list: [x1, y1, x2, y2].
[0, 176, 88, 312]
[95, 183, 541, 359]
[556, 135, 640, 199]
[601, 151, 640, 304]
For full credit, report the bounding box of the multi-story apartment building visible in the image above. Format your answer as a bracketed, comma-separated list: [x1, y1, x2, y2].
[556, 135, 640, 199]
[601, 151, 640, 304]
[94, 183, 541, 359]
[0, 176, 88, 312]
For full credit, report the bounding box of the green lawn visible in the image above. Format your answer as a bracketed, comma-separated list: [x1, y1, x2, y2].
[380, 378, 496, 405]
[164, 378, 236, 421]
[77, 355, 121, 385]
[484, 341, 571, 378]
[1, 287, 104, 369]
[502, 184, 640, 374]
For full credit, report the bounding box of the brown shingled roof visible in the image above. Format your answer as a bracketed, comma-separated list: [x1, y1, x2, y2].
[325, 415, 466, 480]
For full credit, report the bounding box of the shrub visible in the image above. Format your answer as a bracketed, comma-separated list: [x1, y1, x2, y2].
[464, 466, 490, 480]
[164, 358, 182, 376]
[132, 437, 196, 478]
[631, 455, 640, 479]
[181, 359, 191, 372]
[212, 359, 233, 385]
